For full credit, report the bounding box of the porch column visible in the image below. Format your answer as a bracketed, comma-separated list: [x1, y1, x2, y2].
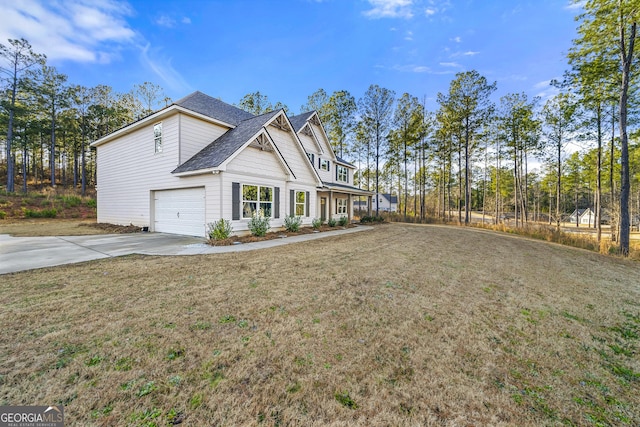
[328, 190, 333, 221]
[347, 193, 352, 221]
[368, 194, 372, 216]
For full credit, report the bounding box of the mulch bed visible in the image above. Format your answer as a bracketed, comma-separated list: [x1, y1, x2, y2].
[209, 224, 356, 246]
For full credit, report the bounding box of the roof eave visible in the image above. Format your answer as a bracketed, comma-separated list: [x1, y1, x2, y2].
[91, 105, 235, 148]
[172, 167, 223, 177]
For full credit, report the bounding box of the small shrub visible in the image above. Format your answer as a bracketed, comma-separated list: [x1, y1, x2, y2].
[360, 215, 384, 223]
[208, 218, 233, 240]
[60, 195, 82, 207]
[335, 391, 358, 409]
[284, 215, 302, 232]
[24, 208, 57, 218]
[312, 218, 322, 229]
[0, 211, 6, 219]
[338, 216, 349, 227]
[248, 209, 270, 237]
[86, 199, 97, 208]
[327, 217, 337, 227]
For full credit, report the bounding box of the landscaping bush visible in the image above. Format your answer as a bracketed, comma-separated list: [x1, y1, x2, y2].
[284, 215, 302, 232]
[248, 210, 270, 237]
[24, 208, 57, 218]
[0, 210, 6, 219]
[59, 195, 82, 207]
[360, 215, 385, 223]
[311, 218, 322, 230]
[207, 218, 233, 240]
[327, 217, 337, 227]
[338, 216, 349, 227]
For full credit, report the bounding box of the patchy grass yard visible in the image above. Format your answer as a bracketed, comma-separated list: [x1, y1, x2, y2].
[1, 223, 639, 426]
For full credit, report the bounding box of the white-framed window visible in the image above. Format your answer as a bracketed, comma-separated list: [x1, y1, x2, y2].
[336, 198, 347, 214]
[295, 191, 306, 216]
[320, 159, 330, 171]
[337, 165, 348, 182]
[154, 122, 162, 153]
[242, 184, 273, 219]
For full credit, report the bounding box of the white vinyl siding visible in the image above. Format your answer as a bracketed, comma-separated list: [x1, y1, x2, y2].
[226, 142, 287, 180]
[96, 115, 222, 230]
[267, 125, 317, 185]
[179, 114, 230, 163]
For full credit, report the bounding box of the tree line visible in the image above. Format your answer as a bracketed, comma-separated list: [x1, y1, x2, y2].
[1, 1, 638, 255]
[0, 38, 170, 196]
[236, 1, 640, 257]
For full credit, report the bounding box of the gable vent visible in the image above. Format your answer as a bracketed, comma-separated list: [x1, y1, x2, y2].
[249, 133, 273, 151]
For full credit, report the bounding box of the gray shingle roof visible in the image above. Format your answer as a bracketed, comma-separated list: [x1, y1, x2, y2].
[289, 111, 315, 132]
[173, 91, 254, 126]
[172, 109, 282, 174]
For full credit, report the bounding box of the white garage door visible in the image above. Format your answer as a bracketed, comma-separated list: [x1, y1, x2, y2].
[154, 188, 205, 236]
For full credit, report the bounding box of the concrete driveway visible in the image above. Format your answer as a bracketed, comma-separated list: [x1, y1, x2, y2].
[0, 226, 370, 275]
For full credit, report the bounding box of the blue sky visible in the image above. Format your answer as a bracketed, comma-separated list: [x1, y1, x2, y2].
[0, 0, 581, 113]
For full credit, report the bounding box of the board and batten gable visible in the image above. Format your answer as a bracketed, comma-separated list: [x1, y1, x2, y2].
[178, 113, 230, 164]
[267, 125, 317, 186]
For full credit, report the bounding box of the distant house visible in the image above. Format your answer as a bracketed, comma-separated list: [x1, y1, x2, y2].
[567, 208, 596, 225]
[353, 193, 398, 213]
[91, 91, 372, 237]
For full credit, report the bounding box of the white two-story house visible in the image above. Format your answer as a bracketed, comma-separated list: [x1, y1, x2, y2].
[91, 91, 372, 237]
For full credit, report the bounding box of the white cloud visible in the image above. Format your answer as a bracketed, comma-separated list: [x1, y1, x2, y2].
[463, 51, 479, 56]
[156, 15, 176, 28]
[181, 17, 191, 24]
[440, 62, 460, 67]
[405, 30, 413, 41]
[0, 0, 136, 62]
[425, 8, 436, 15]
[139, 43, 192, 93]
[363, 0, 414, 19]
[451, 36, 462, 43]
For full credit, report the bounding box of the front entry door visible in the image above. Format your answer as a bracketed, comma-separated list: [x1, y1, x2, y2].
[320, 197, 327, 222]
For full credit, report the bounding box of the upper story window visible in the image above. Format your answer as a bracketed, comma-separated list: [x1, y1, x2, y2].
[242, 184, 273, 219]
[307, 153, 314, 165]
[320, 158, 330, 171]
[154, 122, 163, 153]
[337, 165, 348, 183]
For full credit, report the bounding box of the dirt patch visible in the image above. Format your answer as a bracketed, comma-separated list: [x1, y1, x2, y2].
[80, 222, 143, 234]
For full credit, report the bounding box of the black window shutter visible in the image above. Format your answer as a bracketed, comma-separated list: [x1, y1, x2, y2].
[305, 191, 310, 217]
[318, 157, 321, 168]
[290, 190, 295, 216]
[274, 187, 280, 219]
[336, 166, 338, 180]
[232, 182, 240, 220]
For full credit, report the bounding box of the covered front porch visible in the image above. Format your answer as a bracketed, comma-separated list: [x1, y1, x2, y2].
[317, 184, 373, 223]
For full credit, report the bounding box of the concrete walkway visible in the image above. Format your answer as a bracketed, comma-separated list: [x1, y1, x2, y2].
[0, 226, 370, 275]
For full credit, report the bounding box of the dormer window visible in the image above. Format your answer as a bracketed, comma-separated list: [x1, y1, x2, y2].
[337, 165, 348, 183]
[319, 159, 330, 171]
[307, 153, 315, 165]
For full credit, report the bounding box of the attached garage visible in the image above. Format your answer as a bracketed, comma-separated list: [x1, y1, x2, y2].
[153, 187, 206, 237]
